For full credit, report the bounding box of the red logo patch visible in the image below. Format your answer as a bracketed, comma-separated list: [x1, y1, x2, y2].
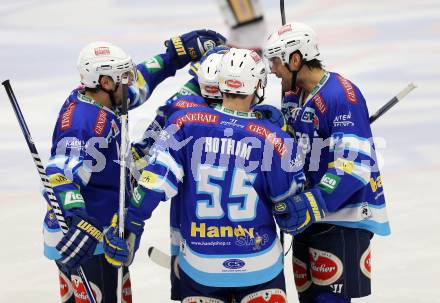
[71, 275, 102, 303]
[94, 109, 108, 136]
[59, 271, 73, 302]
[226, 79, 243, 89]
[360, 245, 371, 279]
[293, 257, 312, 293]
[278, 24, 292, 36]
[122, 272, 132, 303]
[250, 51, 262, 63]
[337, 75, 358, 104]
[94, 47, 110, 56]
[60, 101, 76, 131]
[312, 93, 327, 115]
[174, 99, 206, 109]
[174, 112, 219, 128]
[246, 123, 287, 157]
[309, 248, 343, 286]
[204, 85, 220, 94]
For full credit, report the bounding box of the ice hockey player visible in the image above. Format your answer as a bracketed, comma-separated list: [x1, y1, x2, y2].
[43, 30, 226, 303]
[131, 46, 228, 302]
[264, 22, 391, 303]
[103, 48, 327, 302]
[218, 0, 268, 53]
[131, 45, 288, 302]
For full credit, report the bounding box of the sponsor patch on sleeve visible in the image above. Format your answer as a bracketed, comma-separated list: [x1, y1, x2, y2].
[336, 75, 358, 104]
[318, 173, 341, 194]
[60, 101, 77, 131]
[48, 173, 73, 187]
[131, 186, 146, 208]
[60, 190, 85, 210]
[94, 109, 108, 136]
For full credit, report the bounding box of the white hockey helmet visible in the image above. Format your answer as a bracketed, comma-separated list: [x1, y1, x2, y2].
[198, 52, 225, 99]
[77, 41, 136, 88]
[218, 48, 267, 98]
[263, 22, 320, 64]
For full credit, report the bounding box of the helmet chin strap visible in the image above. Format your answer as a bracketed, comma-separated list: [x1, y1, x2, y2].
[254, 87, 265, 105]
[284, 55, 304, 92]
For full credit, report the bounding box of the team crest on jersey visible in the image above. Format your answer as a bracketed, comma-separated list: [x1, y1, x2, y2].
[309, 248, 343, 286]
[360, 244, 371, 279]
[293, 257, 312, 293]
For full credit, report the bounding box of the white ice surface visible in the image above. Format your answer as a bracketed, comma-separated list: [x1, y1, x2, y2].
[0, 0, 439, 302]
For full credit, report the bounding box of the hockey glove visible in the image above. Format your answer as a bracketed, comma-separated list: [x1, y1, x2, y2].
[254, 104, 287, 131]
[103, 212, 145, 268]
[273, 188, 327, 236]
[165, 29, 226, 69]
[55, 209, 103, 273]
[103, 214, 129, 267]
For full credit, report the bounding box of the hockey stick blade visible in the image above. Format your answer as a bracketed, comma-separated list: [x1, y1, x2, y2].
[369, 83, 417, 124]
[148, 246, 171, 269]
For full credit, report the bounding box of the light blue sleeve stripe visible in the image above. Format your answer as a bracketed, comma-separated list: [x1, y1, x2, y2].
[43, 242, 104, 260]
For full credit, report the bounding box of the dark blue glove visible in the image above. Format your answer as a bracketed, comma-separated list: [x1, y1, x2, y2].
[254, 104, 287, 131]
[103, 212, 145, 268]
[165, 29, 227, 69]
[56, 209, 103, 273]
[273, 188, 327, 236]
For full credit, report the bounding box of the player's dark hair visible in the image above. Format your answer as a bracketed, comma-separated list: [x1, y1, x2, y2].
[222, 92, 248, 100]
[291, 51, 324, 70]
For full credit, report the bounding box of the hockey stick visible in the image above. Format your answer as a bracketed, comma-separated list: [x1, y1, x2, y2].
[147, 246, 171, 269]
[116, 76, 129, 303]
[369, 83, 416, 124]
[280, 0, 286, 25]
[279, 0, 286, 252]
[2, 80, 97, 303]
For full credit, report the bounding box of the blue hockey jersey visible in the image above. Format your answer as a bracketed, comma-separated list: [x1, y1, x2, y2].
[132, 93, 212, 258]
[282, 71, 390, 236]
[128, 105, 305, 287]
[43, 52, 186, 260]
